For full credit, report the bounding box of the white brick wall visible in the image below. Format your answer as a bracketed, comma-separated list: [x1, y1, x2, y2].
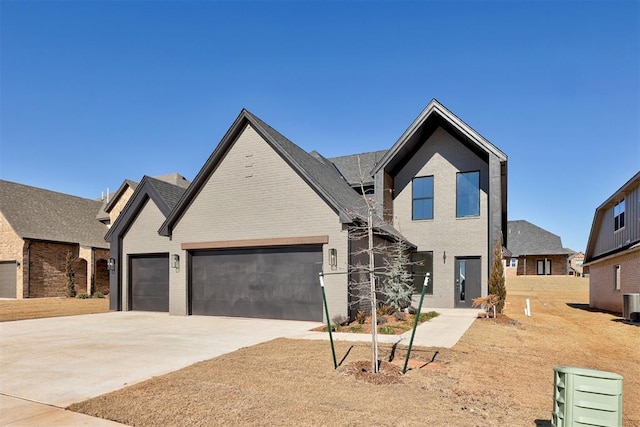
[171, 124, 350, 318]
[122, 197, 182, 313]
[393, 127, 490, 307]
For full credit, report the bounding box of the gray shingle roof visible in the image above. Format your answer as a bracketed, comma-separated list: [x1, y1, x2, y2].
[0, 179, 109, 248]
[507, 220, 572, 257]
[328, 150, 388, 187]
[146, 176, 188, 211]
[160, 109, 410, 244]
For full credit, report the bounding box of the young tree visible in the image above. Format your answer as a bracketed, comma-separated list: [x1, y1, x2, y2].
[381, 239, 414, 311]
[488, 236, 506, 313]
[65, 251, 77, 298]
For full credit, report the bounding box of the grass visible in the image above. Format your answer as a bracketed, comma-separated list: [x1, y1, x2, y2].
[0, 297, 109, 322]
[68, 276, 640, 426]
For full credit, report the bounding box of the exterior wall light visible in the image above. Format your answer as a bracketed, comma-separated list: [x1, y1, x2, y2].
[329, 248, 337, 270]
[171, 254, 180, 270]
[107, 258, 116, 271]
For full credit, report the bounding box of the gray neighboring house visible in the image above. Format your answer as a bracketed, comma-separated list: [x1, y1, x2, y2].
[585, 171, 640, 313]
[505, 220, 573, 276]
[0, 180, 110, 298]
[107, 99, 509, 321]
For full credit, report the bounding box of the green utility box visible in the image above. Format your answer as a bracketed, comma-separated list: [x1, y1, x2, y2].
[552, 366, 623, 427]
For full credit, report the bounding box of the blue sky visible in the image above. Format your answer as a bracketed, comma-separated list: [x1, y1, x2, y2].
[1, 0, 638, 252]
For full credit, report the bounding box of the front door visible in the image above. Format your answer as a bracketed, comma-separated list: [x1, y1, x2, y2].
[455, 257, 481, 308]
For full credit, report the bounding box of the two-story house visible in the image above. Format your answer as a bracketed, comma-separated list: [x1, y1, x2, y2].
[106, 99, 508, 320]
[585, 171, 640, 313]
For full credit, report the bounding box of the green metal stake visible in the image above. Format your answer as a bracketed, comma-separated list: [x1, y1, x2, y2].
[403, 273, 429, 374]
[319, 272, 337, 369]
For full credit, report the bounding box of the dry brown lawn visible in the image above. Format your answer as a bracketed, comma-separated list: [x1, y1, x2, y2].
[0, 297, 109, 322]
[69, 276, 640, 426]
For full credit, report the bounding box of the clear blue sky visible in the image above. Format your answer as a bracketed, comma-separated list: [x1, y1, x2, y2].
[1, 1, 639, 252]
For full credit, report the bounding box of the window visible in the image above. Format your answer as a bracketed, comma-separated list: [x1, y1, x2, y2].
[411, 252, 433, 295]
[537, 259, 551, 275]
[510, 258, 517, 268]
[614, 265, 621, 290]
[457, 171, 480, 217]
[614, 199, 625, 231]
[412, 176, 434, 220]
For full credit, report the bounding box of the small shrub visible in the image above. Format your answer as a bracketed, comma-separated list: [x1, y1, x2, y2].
[418, 311, 439, 323]
[347, 325, 363, 333]
[376, 316, 387, 325]
[321, 324, 341, 332]
[378, 325, 397, 335]
[407, 306, 417, 315]
[356, 310, 367, 325]
[377, 305, 395, 316]
[394, 311, 407, 322]
[76, 293, 90, 299]
[92, 292, 105, 299]
[332, 314, 347, 326]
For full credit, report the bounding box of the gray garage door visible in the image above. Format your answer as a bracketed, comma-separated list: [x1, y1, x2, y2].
[129, 254, 169, 312]
[0, 261, 17, 298]
[190, 246, 322, 321]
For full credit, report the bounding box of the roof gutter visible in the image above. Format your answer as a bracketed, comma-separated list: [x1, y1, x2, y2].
[583, 242, 640, 267]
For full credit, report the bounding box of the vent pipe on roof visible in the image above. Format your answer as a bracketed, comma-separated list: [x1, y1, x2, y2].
[106, 187, 110, 203]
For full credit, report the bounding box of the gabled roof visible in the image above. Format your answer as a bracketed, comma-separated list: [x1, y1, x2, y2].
[585, 170, 640, 261]
[507, 220, 572, 257]
[0, 179, 109, 248]
[104, 176, 188, 241]
[329, 150, 387, 187]
[102, 180, 138, 214]
[372, 99, 507, 176]
[158, 109, 410, 243]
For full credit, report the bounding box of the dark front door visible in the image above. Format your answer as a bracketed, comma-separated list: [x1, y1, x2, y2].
[189, 246, 323, 321]
[129, 254, 169, 312]
[455, 257, 481, 308]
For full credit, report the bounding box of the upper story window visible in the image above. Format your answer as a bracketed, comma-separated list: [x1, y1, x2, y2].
[614, 199, 625, 231]
[412, 176, 434, 220]
[457, 171, 480, 217]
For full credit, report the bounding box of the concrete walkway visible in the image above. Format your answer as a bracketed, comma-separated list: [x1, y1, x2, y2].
[0, 308, 479, 426]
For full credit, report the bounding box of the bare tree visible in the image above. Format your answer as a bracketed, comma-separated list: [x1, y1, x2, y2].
[346, 157, 417, 373]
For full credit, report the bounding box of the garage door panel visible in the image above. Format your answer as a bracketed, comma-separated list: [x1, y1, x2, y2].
[190, 247, 322, 321]
[0, 261, 17, 298]
[130, 255, 169, 312]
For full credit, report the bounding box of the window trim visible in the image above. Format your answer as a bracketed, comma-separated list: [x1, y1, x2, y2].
[412, 176, 434, 220]
[456, 170, 480, 218]
[614, 199, 625, 231]
[614, 265, 621, 290]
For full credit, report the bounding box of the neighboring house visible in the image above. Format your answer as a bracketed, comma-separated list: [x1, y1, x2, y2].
[505, 220, 573, 276]
[107, 99, 508, 321]
[568, 251, 585, 276]
[0, 180, 110, 298]
[585, 171, 640, 313]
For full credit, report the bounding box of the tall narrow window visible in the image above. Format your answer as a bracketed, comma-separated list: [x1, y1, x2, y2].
[457, 171, 480, 217]
[614, 199, 625, 231]
[614, 265, 621, 290]
[412, 176, 434, 220]
[411, 251, 433, 295]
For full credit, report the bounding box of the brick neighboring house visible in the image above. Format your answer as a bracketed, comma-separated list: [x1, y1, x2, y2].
[107, 99, 509, 320]
[0, 180, 110, 298]
[585, 171, 640, 313]
[505, 220, 573, 276]
[568, 251, 585, 277]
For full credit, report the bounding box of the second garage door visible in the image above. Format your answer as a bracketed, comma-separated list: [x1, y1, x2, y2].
[0, 261, 17, 298]
[129, 254, 169, 312]
[190, 246, 322, 321]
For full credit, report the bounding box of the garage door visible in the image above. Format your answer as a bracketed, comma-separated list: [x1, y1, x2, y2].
[0, 261, 17, 298]
[129, 254, 169, 312]
[190, 246, 322, 321]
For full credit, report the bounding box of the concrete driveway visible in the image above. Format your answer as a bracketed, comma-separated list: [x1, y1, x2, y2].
[0, 308, 478, 425]
[0, 312, 322, 425]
